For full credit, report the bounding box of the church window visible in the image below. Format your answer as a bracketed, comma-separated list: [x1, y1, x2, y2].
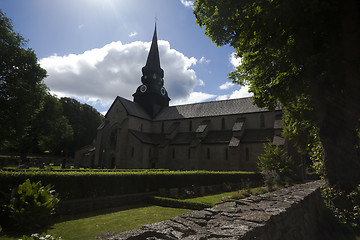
[188, 148, 191, 159]
[207, 148, 210, 160]
[149, 148, 151, 158]
[172, 148, 175, 159]
[189, 121, 192, 131]
[221, 118, 225, 130]
[245, 148, 249, 161]
[260, 114, 265, 128]
[225, 148, 228, 160]
[161, 122, 164, 133]
[131, 147, 134, 158]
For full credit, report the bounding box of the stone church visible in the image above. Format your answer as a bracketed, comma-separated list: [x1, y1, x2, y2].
[75, 26, 298, 171]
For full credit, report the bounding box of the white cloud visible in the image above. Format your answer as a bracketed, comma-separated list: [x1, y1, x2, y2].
[216, 95, 229, 101]
[229, 85, 253, 99]
[171, 91, 216, 106]
[219, 82, 234, 90]
[180, 0, 194, 8]
[78, 24, 84, 30]
[199, 56, 210, 64]
[229, 52, 241, 68]
[216, 85, 253, 101]
[40, 40, 203, 110]
[129, 32, 138, 38]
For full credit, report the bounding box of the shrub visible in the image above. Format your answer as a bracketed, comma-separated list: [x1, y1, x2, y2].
[5, 179, 59, 232]
[321, 185, 360, 232]
[258, 142, 296, 187]
[149, 196, 212, 210]
[0, 171, 261, 200]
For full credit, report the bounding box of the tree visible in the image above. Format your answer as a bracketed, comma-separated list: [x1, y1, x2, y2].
[31, 93, 73, 155]
[60, 97, 103, 156]
[0, 10, 47, 156]
[258, 141, 296, 188]
[194, 0, 360, 191]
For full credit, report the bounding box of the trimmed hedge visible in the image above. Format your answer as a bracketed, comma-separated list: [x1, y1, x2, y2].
[149, 196, 213, 210]
[0, 170, 261, 200]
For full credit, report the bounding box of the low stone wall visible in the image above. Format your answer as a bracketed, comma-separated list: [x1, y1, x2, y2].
[109, 180, 325, 239]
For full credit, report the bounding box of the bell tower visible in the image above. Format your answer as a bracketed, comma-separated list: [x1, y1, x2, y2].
[133, 24, 170, 118]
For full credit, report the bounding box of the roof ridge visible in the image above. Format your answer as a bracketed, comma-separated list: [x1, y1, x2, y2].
[169, 97, 253, 108]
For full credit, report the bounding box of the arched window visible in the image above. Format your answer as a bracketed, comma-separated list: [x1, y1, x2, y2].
[189, 121, 192, 132]
[260, 114, 265, 128]
[188, 148, 191, 159]
[225, 148, 228, 160]
[245, 148, 249, 161]
[161, 122, 164, 133]
[149, 148, 151, 158]
[207, 148, 210, 160]
[172, 148, 175, 159]
[221, 118, 225, 130]
[131, 147, 134, 158]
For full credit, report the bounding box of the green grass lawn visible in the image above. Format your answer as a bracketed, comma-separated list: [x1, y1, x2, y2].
[2, 186, 358, 240]
[185, 190, 242, 206]
[0, 204, 190, 240]
[186, 186, 270, 206]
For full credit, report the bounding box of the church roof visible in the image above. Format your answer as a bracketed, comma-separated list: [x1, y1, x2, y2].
[129, 129, 165, 145]
[110, 97, 152, 120]
[113, 96, 279, 121]
[154, 97, 277, 121]
[202, 130, 233, 144]
[241, 129, 274, 143]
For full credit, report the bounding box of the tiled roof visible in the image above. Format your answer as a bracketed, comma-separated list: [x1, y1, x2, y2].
[154, 97, 273, 121]
[229, 137, 240, 147]
[274, 114, 283, 129]
[116, 97, 152, 120]
[241, 129, 274, 143]
[129, 130, 165, 145]
[112, 97, 280, 121]
[202, 131, 233, 144]
[272, 136, 285, 145]
[196, 120, 210, 133]
[170, 132, 196, 145]
[232, 118, 245, 131]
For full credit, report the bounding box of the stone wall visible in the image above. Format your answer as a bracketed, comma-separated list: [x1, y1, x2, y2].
[109, 180, 325, 240]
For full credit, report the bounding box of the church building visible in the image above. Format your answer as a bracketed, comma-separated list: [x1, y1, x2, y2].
[75, 26, 298, 171]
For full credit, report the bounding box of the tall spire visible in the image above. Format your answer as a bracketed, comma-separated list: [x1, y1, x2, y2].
[133, 23, 170, 118]
[142, 23, 164, 78]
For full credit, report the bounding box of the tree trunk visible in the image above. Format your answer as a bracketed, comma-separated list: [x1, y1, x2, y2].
[311, 0, 360, 192]
[318, 102, 360, 191]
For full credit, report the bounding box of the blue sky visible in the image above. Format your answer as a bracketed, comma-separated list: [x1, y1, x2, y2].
[1, 0, 251, 114]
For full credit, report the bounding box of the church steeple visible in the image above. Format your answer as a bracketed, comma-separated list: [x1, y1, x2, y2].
[142, 24, 164, 79]
[133, 24, 170, 118]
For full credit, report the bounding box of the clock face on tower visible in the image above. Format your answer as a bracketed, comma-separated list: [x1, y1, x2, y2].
[140, 85, 147, 93]
[161, 87, 166, 95]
